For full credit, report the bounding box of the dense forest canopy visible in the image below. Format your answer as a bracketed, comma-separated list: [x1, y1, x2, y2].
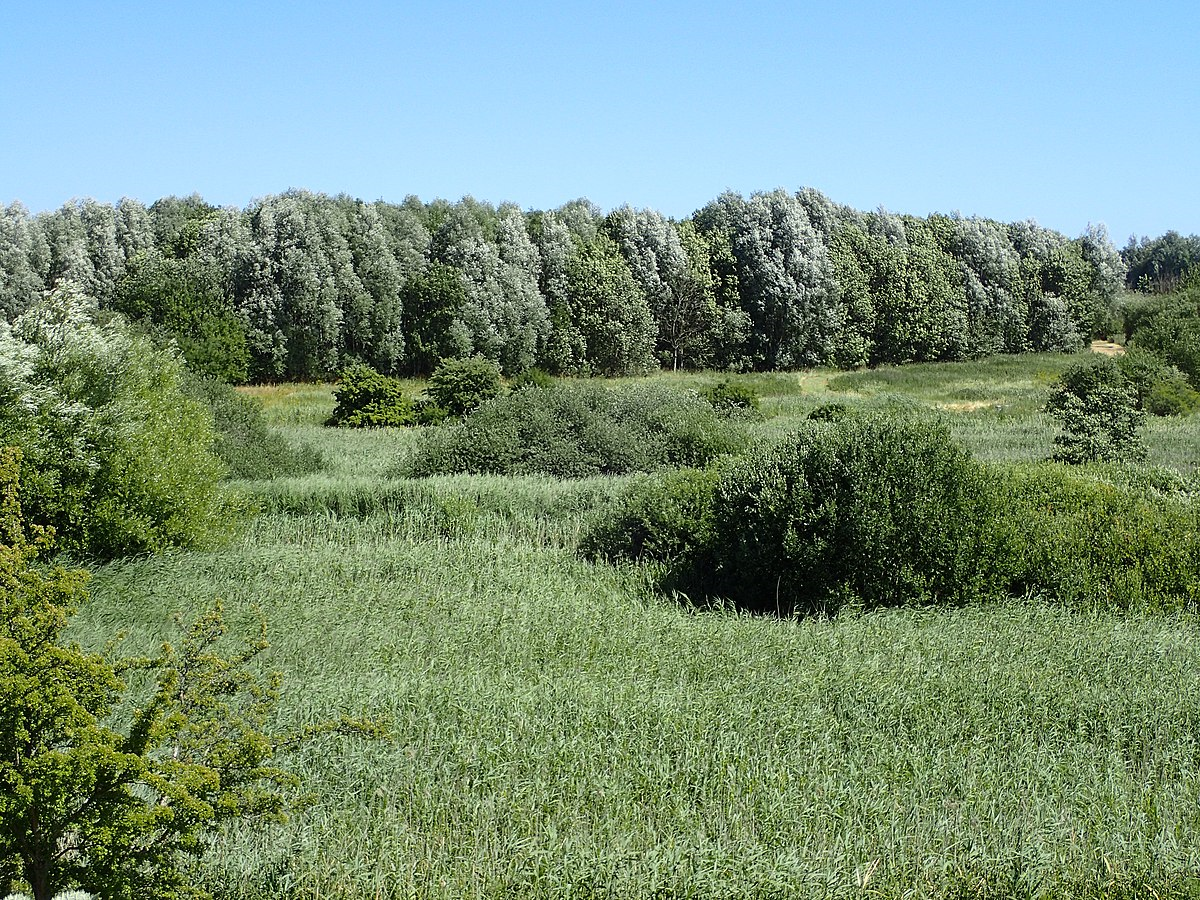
[0, 188, 1153, 382]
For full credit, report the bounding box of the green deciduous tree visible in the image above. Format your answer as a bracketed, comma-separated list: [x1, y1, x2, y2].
[0, 204, 49, 319]
[566, 233, 656, 376]
[114, 251, 250, 383]
[0, 284, 231, 559]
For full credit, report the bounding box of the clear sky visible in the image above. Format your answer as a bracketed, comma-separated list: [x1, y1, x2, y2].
[2, 0, 1196, 244]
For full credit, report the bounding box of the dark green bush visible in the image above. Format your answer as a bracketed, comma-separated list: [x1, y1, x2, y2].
[1145, 376, 1200, 416]
[401, 382, 748, 478]
[328, 364, 416, 427]
[703, 415, 999, 614]
[703, 379, 760, 414]
[114, 250, 251, 383]
[808, 402, 850, 421]
[414, 397, 450, 426]
[510, 367, 555, 391]
[182, 375, 325, 479]
[426, 356, 504, 417]
[1045, 357, 1146, 463]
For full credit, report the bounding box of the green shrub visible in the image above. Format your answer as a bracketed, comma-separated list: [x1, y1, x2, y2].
[990, 463, 1200, 611]
[703, 379, 760, 414]
[0, 448, 384, 900]
[328, 364, 416, 427]
[1145, 376, 1200, 416]
[181, 375, 325, 479]
[1124, 289, 1200, 387]
[1117, 346, 1200, 416]
[426, 356, 504, 417]
[0, 284, 235, 559]
[509, 367, 555, 391]
[1045, 357, 1146, 463]
[401, 382, 748, 478]
[413, 397, 450, 426]
[702, 415, 998, 614]
[808, 402, 850, 421]
[579, 466, 723, 572]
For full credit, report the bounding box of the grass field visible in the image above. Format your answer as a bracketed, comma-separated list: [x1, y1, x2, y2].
[75, 355, 1200, 899]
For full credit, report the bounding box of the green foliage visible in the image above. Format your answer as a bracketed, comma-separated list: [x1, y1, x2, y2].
[1122, 230, 1200, 293]
[180, 375, 325, 479]
[1046, 357, 1146, 463]
[990, 463, 1200, 611]
[400, 262, 466, 376]
[402, 382, 748, 478]
[425, 356, 503, 417]
[1124, 288, 1200, 388]
[1117, 346, 1200, 416]
[508, 366, 555, 391]
[0, 285, 233, 559]
[327, 364, 416, 428]
[0, 451, 383, 900]
[807, 401, 849, 421]
[578, 466, 722, 573]
[564, 234, 657, 376]
[703, 415, 998, 614]
[701, 379, 760, 414]
[113, 251, 250, 383]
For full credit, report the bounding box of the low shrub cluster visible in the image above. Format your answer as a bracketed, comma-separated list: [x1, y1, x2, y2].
[992, 463, 1200, 610]
[1117, 346, 1200, 416]
[578, 466, 723, 573]
[582, 414, 1200, 615]
[400, 382, 749, 478]
[702, 379, 760, 415]
[329, 357, 501, 428]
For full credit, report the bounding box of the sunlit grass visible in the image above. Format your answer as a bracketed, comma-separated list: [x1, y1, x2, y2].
[81, 501, 1200, 899]
[67, 354, 1200, 898]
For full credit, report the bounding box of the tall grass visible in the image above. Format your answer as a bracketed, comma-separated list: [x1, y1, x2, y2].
[79, 506, 1200, 899]
[61, 357, 1200, 898]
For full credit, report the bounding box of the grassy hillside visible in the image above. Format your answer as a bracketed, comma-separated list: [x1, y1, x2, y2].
[75, 356, 1200, 899]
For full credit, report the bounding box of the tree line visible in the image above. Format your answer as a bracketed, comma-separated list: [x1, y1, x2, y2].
[0, 189, 1137, 381]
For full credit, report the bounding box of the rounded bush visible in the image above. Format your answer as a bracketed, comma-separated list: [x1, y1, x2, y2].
[1045, 357, 1146, 463]
[703, 379, 760, 414]
[401, 382, 748, 479]
[706, 415, 996, 614]
[426, 356, 504, 417]
[328, 364, 416, 427]
[808, 402, 850, 421]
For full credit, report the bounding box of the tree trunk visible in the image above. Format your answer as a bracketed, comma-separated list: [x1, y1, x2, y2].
[29, 858, 52, 900]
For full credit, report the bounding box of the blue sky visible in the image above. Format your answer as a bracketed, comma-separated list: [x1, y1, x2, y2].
[2, 0, 1197, 244]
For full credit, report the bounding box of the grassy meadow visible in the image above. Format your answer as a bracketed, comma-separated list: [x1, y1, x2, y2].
[75, 353, 1200, 899]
